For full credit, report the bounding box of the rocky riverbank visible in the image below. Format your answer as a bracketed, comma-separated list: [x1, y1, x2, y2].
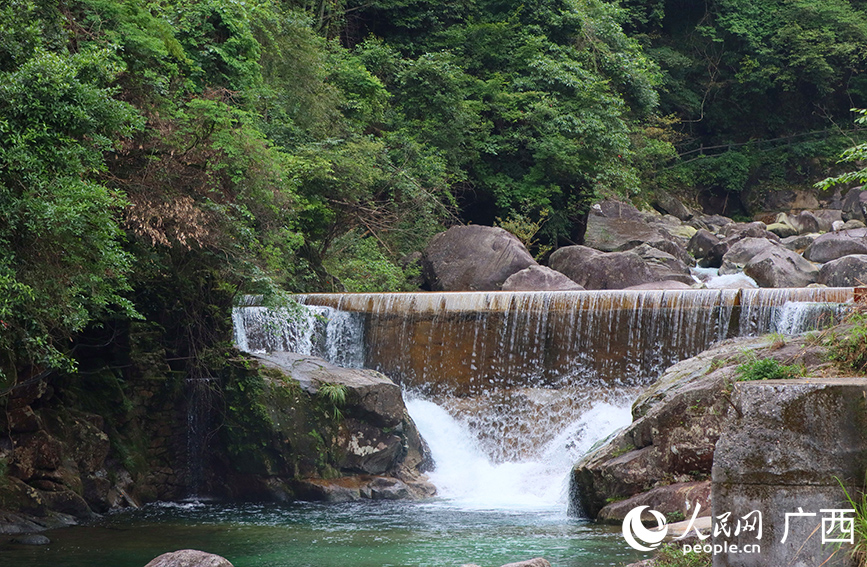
[419, 191, 867, 291]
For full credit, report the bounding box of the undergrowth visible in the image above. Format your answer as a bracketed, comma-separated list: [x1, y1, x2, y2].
[736, 352, 804, 381]
[649, 543, 711, 567]
[826, 312, 867, 375]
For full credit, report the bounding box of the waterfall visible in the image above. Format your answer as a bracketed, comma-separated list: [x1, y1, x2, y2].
[232, 288, 853, 487]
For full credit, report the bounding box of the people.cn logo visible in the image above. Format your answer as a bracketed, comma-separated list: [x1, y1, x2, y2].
[622, 506, 669, 551]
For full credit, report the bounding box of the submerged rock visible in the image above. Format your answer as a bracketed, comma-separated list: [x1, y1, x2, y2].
[421, 225, 535, 291]
[144, 550, 234, 567]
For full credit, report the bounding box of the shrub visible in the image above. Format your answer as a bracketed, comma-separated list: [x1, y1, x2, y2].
[736, 354, 803, 381]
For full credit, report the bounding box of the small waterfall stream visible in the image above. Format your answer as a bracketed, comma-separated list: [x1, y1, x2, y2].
[232, 288, 853, 506]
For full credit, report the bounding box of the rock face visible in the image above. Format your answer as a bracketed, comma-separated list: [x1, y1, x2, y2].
[818, 254, 867, 287]
[239, 352, 435, 501]
[803, 228, 867, 263]
[502, 265, 584, 291]
[712, 379, 867, 567]
[144, 550, 234, 567]
[584, 201, 667, 252]
[549, 246, 655, 290]
[742, 246, 819, 288]
[421, 225, 536, 291]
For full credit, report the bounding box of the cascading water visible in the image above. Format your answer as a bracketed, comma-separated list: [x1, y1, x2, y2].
[232, 287, 854, 507]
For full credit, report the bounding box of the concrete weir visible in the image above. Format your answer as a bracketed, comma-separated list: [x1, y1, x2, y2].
[289, 288, 853, 395]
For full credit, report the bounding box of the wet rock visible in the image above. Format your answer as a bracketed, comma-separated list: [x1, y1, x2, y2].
[687, 229, 720, 260]
[144, 549, 234, 567]
[421, 225, 536, 291]
[803, 228, 867, 263]
[818, 254, 867, 287]
[743, 246, 819, 288]
[294, 475, 433, 502]
[336, 419, 403, 475]
[596, 481, 711, 524]
[549, 246, 654, 290]
[842, 187, 867, 223]
[502, 265, 583, 291]
[10, 534, 50, 545]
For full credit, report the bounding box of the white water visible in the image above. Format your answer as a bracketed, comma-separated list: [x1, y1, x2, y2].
[406, 396, 634, 512]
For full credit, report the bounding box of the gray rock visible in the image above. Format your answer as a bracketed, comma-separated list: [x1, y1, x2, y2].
[584, 201, 666, 252]
[803, 228, 867, 263]
[144, 550, 234, 567]
[596, 481, 711, 524]
[789, 210, 821, 234]
[719, 221, 776, 240]
[652, 189, 693, 221]
[421, 225, 536, 291]
[687, 229, 721, 260]
[549, 246, 654, 290]
[10, 534, 51, 545]
[712, 379, 867, 567]
[780, 233, 818, 252]
[633, 244, 694, 284]
[624, 280, 693, 290]
[841, 187, 867, 222]
[502, 265, 583, 291]
[256, 352, 405, 427]
[818, 254, 867, 287]
[844, 219, 867, 229]
[766, 221, 798, 238]
[500, 559, 552, 567]
[719, 237, 781, 275]
[743, 246, 819, 288]
[809, 209, 842, 232]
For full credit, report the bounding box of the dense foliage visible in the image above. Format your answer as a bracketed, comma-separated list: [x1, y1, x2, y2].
[2, 0, 866, 380]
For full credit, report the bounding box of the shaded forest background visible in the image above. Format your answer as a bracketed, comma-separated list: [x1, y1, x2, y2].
[2, 0, 867, 383]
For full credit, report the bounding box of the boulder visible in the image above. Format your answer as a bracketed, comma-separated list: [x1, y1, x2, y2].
[624, 281, 693, 290]
[818, 254, 867, 287]
[502, 265, 584, 291]
[712, 379, 867, 567]
[803, 228, 867, 263]
[10, 534, 51, 545]
[584, 201, 666, 252]
[842, 187, 867, 223]
[652, 189, 693, 221]
[766, 222, 798, 238]
[780, 234, 818, 252]
[549, 246, 654, 290]
[809, 209, 842, 232]
[294, 475, 433, 502]
[633, 244, 694, 284]
[421, 225, 536, 291]
[844, 219, 867, 229]
[687, 229, 721, 260]
[788, 211, 822, 234]
[596, 481, 711, 524]
[692, 214, 733, 234]
[719, 237, 781, 275]
[743, 246, 819, 288]
[144, 550, 234, 567]
[720, 221, 780, 242]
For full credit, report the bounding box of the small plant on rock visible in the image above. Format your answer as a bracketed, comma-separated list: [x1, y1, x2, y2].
[736, 353, 804, 382]
[317, 382, 347, 420]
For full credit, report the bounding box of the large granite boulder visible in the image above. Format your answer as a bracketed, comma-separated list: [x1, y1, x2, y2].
[743, 246, 819, 288]
[652, 189, 693, 221]
[549, 246, 654, 290]
[842, 187, 867, 223]
[713, 379, 867, 567]
[421, 225, 535, 291]
[803, 228, 867, 263]
[633, 244, 694, 284]
[818, 254, 867, 287]
[719, 237, 781, 275]
[584, 201, 667, 252]
[144, 550, 234, 567]
[502, 265, 584, 291]
[688, 229, 721, 260]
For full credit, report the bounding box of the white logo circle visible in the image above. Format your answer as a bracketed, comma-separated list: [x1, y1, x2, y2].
[622, 506, 669, 551]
